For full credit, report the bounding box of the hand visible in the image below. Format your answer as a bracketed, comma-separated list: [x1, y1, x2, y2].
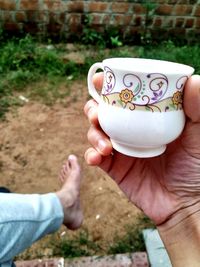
[84, 73, 200, 226]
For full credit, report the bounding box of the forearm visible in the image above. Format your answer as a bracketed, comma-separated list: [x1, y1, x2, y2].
[158, 202, 200, 267]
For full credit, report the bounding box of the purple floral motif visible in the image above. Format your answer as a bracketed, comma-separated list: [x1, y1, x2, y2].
[147, 73, 168, 104]
[151, 90, 163, 101]
[103, 66, 116, 95]
[105, 83, 113, 93]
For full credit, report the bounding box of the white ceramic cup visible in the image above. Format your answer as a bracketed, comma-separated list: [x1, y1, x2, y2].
[87, 58, 194, 158]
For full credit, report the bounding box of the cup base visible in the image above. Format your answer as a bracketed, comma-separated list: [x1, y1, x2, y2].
[111, 140, 166, 158]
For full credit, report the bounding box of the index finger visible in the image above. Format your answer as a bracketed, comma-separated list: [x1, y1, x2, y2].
[84, 99, 99, 126]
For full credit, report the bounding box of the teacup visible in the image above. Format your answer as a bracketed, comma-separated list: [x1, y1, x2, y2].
[87, 58, 194, 158]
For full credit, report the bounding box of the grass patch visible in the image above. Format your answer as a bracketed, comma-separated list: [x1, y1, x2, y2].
[0, 35, 85, 118]
[0, 35, 199, 119]
[137, 41, 200, 73]
[16, 214, 154, 260]
[50, 215, 155, 259]
[107, 215, 155, 255]
[53, 230, 102, 258]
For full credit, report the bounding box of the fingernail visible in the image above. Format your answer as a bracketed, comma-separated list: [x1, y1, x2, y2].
[98, 140, 107, 152]
[88, 106, 95, 116]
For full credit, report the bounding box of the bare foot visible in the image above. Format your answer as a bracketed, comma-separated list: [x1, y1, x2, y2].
[56, 155, 83, 230]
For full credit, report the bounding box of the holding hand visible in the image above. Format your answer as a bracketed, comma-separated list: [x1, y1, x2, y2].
[84, 73, 200, 267]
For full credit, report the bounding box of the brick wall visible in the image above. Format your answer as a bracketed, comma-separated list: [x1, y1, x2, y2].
[0, 0, 200, 43]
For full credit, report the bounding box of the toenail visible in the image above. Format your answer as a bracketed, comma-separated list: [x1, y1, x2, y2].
[68, 154, 77, 161]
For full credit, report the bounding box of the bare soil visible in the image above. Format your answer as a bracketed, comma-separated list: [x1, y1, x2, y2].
[0, 80, 140, 259]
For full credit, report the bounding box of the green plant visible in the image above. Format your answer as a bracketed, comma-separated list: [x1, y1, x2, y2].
[0, 35, 199, 120]
[81, 15, 123, 48]
[0, 97, 11, 119]
[103, 26, 123, 48]
[0, 35, 86, 118]
[107, 215, 155, 255]
[110, 36, 123, 48]
[138, 41, 200, 74]
[141, 2, 158, 45]
[53, 230, 101, 258]
[51, 215, 154, 258]
[16, 213, 155, 261]
[81, 15, 105, 47]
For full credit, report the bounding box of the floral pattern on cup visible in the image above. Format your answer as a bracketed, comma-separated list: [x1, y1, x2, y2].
[101, 66, 188, 112]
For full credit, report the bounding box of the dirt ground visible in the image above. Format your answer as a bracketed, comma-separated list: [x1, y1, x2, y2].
[0, 80, 141, 258]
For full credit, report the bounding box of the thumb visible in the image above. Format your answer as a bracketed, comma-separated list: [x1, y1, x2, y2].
[184, 74, 200, 122]
[92, 72, 103, 91]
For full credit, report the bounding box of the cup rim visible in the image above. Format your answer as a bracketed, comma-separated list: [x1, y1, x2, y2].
[102, 57, 194, 75]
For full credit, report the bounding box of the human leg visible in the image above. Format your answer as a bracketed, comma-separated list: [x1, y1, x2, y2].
[0, 192, 64, 263]
[0, 187, 11, 193]
[0, 155, 82, 265]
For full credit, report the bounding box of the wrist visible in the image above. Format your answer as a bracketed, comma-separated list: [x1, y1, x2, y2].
[157, 201, 200, 267]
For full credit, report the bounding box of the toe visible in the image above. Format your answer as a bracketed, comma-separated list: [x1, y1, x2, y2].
[68, 155, 80, 170]
[68, 155, 81, 179]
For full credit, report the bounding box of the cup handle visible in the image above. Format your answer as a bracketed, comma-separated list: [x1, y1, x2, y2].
[87, 62, 103, 103]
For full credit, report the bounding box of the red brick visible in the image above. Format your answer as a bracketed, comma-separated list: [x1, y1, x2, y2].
[91, 14, 102, 25]
[156, 4, 173, 15]
[194, 5, 200, 17]
[134, 16, 143, 26]
[175, 17, 185, 27]
[0, 0, 16, 10]
[16, 258, 62, 267]
[37, 11, 49, 23]
[185, 18, 194, 28]
[59, 12, 65, 24]
[68, 13, 82, 25]
[132, 252, 149, 266]
[2, 11, 13, 22]
[67, 1, 84, 12]
[178, 0, 191, 3]
[111, 2, 130, 13]
[43, 0, 63, 11]
[0, 0, 199, 44]
[47, 22, 62, 33]
[183, 0, 197, 3]
[195, 18, 200, 28]
[133, 4, 146, 14]
[68, 22, 82, 33]
[123, 15, 133, 25]
[20, 0, 39, 11]
[88, 2, 108, 12]
[151, 28, 169, 40]
[153, 17, 162, 27]
[23, 22, 39, 33]
[173, 5, 193, 16]
[112, 14, 125, 25]
[4, 22, 20, 31]
[169, 27, 186, 36]
[15, 11, 26, 22]
[26, 11, 37, 22]
[48, 11, 59, 24]
[162, 17, 174, 27]
[102, 14, 111, 25]
[168, 0, 179, 3]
